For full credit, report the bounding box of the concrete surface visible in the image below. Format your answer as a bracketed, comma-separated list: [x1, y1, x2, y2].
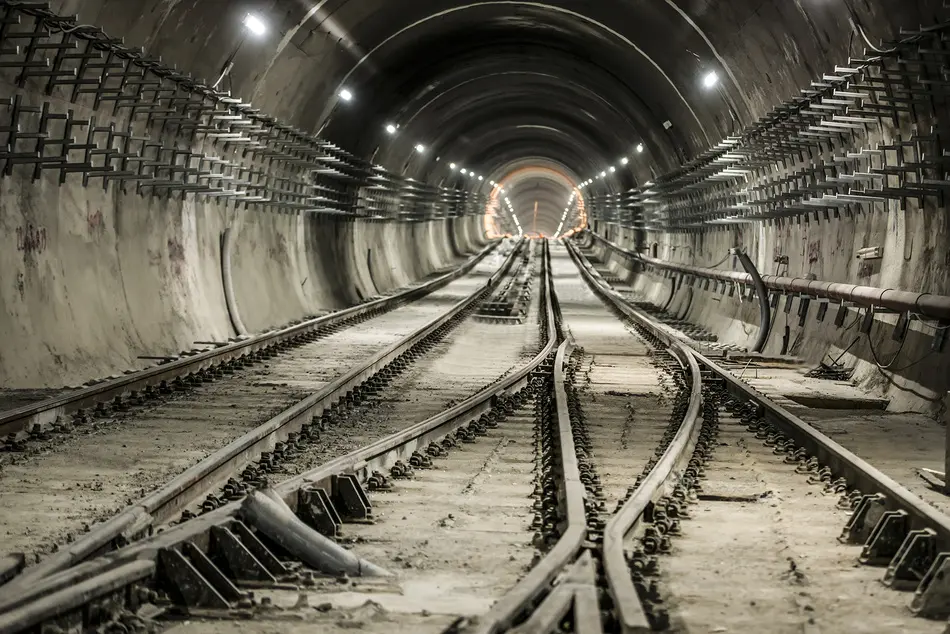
[588, 234, 950, 418]
[0, 154, 486, 389]
[0, 149, 485, 389]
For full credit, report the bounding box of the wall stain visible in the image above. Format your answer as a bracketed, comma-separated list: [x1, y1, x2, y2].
[87, 210, 105, 234]
[167, 238, 185, 276]
[16, 224, 47, 254]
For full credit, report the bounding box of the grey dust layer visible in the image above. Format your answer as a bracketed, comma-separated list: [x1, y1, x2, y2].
[0, 254, 510, 561]
[163, 261, 545, 633]
[583, 247, 945, 634]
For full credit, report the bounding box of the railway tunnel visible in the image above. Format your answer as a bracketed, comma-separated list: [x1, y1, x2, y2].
[4, 1, 950, 632]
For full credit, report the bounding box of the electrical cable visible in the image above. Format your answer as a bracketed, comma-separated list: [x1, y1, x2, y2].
[706, 251, 731, 269]
[866, 330, 907, 370]
[910, 313, 950, 330]
[853, 20, 897, 54]
[867, 332, 935, 373]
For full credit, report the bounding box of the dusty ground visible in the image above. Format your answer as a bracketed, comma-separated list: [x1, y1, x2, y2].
[737, 367, 950, 517]
[588, 254, 950, 528]
[0, 259, 501, 561]
[165, 399, 539, 634]
[663, 411, 943, 633]
[251, 266, 541, 482]
[550, 243, 674, 509]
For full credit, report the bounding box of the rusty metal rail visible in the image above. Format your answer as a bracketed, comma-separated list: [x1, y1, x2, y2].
[1, 240, 516, 595]
[0, 240, 558, 634]
[468, 337, 591, 634]
[0, 244, 497, 440]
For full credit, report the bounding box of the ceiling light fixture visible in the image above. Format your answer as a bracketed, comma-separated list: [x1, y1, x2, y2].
[243, 14, 266, 36]
[339, 88, 353, 102]
[636, 143, 644, 153]
[414, 143, 425, 153]
[621, 157, 629, 165]
[703, 70, 719, 88]
[385, 123, 397, 135]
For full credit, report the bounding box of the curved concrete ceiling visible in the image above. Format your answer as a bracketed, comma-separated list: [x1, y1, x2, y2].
[63, 0, 944, 236]
[319, 0, 719, 188]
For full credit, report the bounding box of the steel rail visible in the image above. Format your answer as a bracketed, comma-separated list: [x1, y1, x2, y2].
[468, 337, 588, 634]
[586, 231, 950, 322]
[0, 244, 498, 439]
[699, 353, 950, 551]
[575, 237, 950, 551]
[571, 238, 950, 623]
[3, 241, 520, 595]
[565, 240, 705, 633]
[0, 241, 560, 632]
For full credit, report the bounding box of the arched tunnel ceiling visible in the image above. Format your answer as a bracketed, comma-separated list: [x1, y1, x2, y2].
[59, 0, 949, 233]
[320, 0, 725, 188]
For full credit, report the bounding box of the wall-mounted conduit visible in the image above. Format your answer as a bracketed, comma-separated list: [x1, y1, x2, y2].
[221, 228, 248, 337]
[587, 232, 950, 323]
[732, 249, 771, 353]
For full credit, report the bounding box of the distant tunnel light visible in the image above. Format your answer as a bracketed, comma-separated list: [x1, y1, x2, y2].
[385, 123, 397, 135]
[243, 14, 266, 36]
[478, 175, 484, 181]
[339, 88, 353, 102]
[450, 163, 457, 170]
[460, 168, 468, 174]
[703, 70, 719, 88]
[636, 143, 644, 153]
[600, 171, 607, 178]
[621, 157, 629, 165]
[609, 166, 616, 173]
[415, 143, 426, 153]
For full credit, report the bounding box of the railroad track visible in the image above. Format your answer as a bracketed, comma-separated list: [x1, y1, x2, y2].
[0, 239, 559, 634]
[0, 240, 525, 588]
[4, 240, 950, 634]
[0, 244, 499, 445]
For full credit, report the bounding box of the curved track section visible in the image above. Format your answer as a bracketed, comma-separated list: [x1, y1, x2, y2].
[5, 240, 950, 634]
[0, 241, 519, 590]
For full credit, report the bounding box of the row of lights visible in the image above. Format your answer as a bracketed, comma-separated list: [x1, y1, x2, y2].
[336, 92, 434, 156]
[577, 143, 647, 189]
[502, 196, 523, 237]
[576, 72, 719, 188]
[553, 191, 578, 239]
[241, 13, 722, 194]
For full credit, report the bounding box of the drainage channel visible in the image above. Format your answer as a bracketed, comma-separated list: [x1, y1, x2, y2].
[0, 240, 523, 594]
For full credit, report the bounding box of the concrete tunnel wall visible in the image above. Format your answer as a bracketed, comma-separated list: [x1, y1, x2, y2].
[0, 153, 486, 389]
[0, 67, 486, 390]
[590, 218, 950, 418]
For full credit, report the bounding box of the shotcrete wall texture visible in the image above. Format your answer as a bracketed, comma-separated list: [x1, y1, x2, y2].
[0, 141, 485, 388]
[591, 226, 950, 418]
[3, 0, 947, 409]
[0, 36, 485, 389]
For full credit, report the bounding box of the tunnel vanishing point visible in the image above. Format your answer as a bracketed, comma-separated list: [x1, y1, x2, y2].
[5, 1, 950, 633]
